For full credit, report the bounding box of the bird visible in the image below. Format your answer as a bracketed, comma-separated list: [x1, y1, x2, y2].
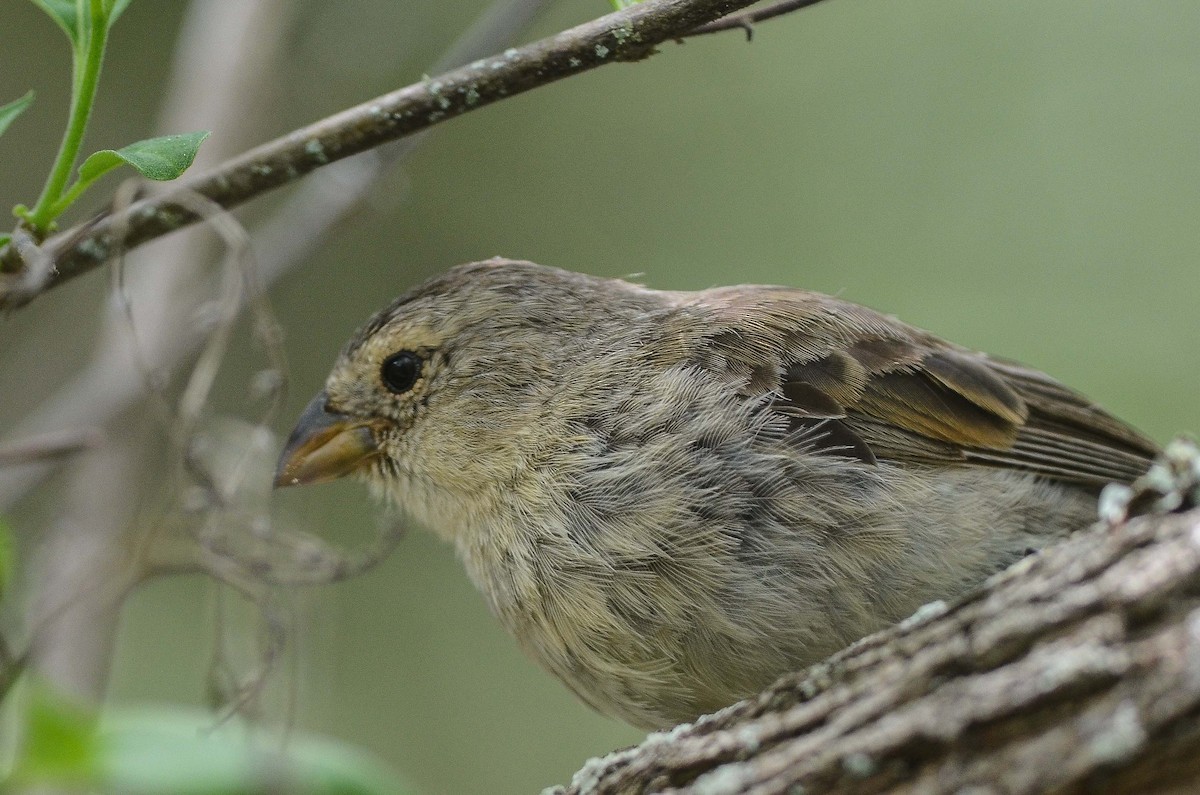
[275, 258, 1157, 730]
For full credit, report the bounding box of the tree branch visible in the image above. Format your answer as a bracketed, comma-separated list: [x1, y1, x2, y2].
[0, 0, 773, 308]
[550, 506, 1200, 794]
[685, 0, 831, 40]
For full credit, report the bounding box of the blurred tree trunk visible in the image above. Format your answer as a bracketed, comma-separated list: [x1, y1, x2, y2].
[551, 507, 1200, 794]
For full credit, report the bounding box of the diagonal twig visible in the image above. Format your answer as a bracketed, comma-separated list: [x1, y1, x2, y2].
[0, 0, 770, 308]
[0, 428, 103, 466]
[685, 0, 832, 40]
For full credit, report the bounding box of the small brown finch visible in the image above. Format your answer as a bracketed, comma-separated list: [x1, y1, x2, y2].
[276, 259, 1156, 729]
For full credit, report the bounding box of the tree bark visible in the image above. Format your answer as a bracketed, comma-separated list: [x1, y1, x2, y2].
[549, 506, 1200, 795]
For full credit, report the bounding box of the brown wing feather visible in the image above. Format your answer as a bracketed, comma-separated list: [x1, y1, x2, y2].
[690, 287, 1158, 490]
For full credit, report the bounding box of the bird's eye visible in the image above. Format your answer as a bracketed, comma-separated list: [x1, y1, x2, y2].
[381, 351, 422, 394]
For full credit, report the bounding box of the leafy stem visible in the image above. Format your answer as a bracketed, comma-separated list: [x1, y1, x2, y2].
[3, 0, 206, 261]
[20, 0, 110, 237]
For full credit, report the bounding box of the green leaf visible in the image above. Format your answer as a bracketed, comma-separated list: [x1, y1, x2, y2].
[80, 130, 210, 183]
[0, 234, 11, 249]
[11, 700, 412, 794]
[97, 709, 411, 795]
[51, 131, 212, 218]
[14, 685, 100, 783]
[0, 91, 35, 139]
[28, 0, 81, 45]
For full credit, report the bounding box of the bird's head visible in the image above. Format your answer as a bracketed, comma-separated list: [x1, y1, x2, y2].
[273, 259, 663, 532]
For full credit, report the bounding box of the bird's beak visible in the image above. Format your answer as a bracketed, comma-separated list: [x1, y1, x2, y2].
[274, 391, 381, 488]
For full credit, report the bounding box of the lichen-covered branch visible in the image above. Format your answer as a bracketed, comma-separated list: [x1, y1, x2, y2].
[0, 0, 773, 308]
[550, 506, 1200, 794]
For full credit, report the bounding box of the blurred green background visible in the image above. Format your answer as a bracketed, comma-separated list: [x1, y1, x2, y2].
[1, 1, 1197, 793]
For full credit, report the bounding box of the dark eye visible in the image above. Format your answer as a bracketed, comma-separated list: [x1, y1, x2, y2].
[381, 351, 422, 394]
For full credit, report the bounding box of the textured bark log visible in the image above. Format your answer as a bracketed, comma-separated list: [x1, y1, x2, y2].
[549, 506, 1200, 795]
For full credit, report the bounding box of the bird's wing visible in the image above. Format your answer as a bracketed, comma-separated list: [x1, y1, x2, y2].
[687, 287, 1158, 489]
